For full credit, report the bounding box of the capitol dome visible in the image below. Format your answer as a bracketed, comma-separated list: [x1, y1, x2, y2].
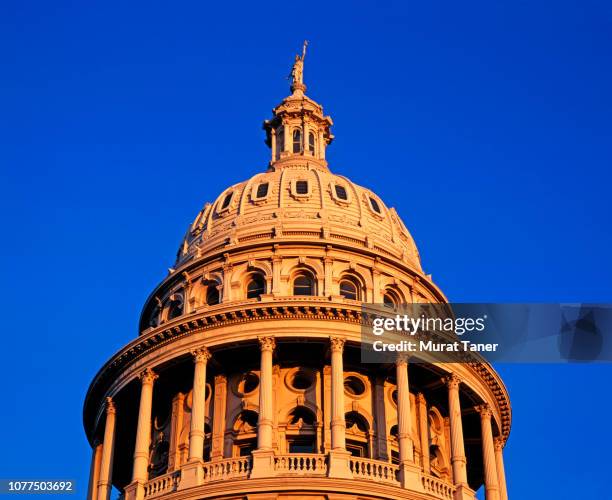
[175, 88, 421, 273]
[84, 46, 510, 500]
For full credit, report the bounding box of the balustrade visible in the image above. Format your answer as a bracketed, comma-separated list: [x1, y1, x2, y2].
[349, 456, 400, 485]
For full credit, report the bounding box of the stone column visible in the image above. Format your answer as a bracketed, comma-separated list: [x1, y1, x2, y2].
[188, 348, 211, 461]
[168, 393, 185, 472]
[330, 337, 346, 451]
[96, 398, 116, 500]
[272, 255, 282, 296]
[181, 348, 211, 488]
[395, 356, 420, 489]
[477, 404, 500, 500]
[270, 127, 276, 161]
[127, 368, 157, 500]
[257, 336, 275, 450]
[327, 337, 352, 478]
[416, 393, 430, 474]
[323, 256, 333, 297]
[445, 374, 468, 485]
[211, 375, 228, 460]
[494, 438, 508, 500]
[87, 441, 103, 500]
[373, 376, 388, 461]
[395, 357, 414, 464]
[250, 337, 276, 478]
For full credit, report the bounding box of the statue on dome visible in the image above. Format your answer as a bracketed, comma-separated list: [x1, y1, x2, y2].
[289, 40, 308, 87]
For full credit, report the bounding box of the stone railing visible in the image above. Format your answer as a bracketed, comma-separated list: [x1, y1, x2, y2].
[349, 457, 399, 485]
[143, 471, 180, 498]
[274, 453, 327, 475]
[421, 474, 455, 500]
[202, 456, 252, 482]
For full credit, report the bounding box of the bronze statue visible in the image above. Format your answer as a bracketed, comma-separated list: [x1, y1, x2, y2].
[289, 40, 308, 86]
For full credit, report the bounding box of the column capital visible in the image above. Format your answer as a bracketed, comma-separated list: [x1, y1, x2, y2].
[105, 397, 116, 415]
[443, 373, 462, 390]
[329, 336, 345, 353]
[416, 392, 426, 405]
[395, 353, 409, 366]
[475, 403, 493, 419]
[139, 367, 158, 386]
[258, 336, 276, 352]
[191, 346, 211, 363]
[493, 437, 504, 451]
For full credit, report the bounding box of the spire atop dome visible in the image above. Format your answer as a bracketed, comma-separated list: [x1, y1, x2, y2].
[289, 40, 308, 95]
[262, 42, 334, 171]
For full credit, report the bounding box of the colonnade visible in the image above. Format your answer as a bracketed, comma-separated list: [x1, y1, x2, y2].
[86, 338, 508, 500]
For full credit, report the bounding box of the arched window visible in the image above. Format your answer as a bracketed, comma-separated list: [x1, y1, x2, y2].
[339, 277, 361, 300]
[247, 274, 265, 299]
[293, 129, 302, 153]
[383, 291, 397, 309]
[206, 286, 220, 306]
[308, 132, 316, 154]
[221, 192, 233, 210]
[256, 182, 269, 198]
[167, 296, 183, 320]
[287, 406, 317, 453]
[277, 128, 284, 154]
[234, 410, 258, 457]
[293, 273, 315, 296]
[345, 411, 370, 457]
[288, 406, 316, 426]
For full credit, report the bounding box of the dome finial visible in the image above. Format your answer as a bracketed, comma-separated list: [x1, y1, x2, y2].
[289, 40, 308, 95]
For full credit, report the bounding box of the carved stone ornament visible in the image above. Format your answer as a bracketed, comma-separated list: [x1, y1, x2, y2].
[139, 368, 158, 385]
[444, 373, 461, 390]
[258, 336, 276, 352]
[475, 403, 493, 419]
[192, 347, 211, 363]
[105, 396, 116, 414]
[329, 336, 345, 352]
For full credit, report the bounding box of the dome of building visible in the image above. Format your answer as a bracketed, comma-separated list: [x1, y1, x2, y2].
[176, 88, 421, 272]
[84, 45, 511, 500]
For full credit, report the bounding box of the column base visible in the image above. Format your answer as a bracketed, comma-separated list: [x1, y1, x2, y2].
[178, 460, 204, 490]
[454, 483, 476, 500]
[123, 481, 145, 500]
[249, 449, 276, 478]
[328, 450, 353, 479]
[399, 462, 422, 490]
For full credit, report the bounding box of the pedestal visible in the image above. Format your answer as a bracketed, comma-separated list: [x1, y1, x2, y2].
[178, 460, 203, 490]
[123, 481, 144, 500]
[249, 449, 276, 478]
[454, 483, 476, 500]
[399, 462, 422, 490]
[327, 450, 353, 479]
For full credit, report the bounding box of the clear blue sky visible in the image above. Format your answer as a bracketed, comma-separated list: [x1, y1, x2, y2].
[1, 1, 611, 498]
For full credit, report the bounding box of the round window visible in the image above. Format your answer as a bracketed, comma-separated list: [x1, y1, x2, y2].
[344, 375, 366, 396]
[288, 368, 315, 391]
[237, 372, 260, 395]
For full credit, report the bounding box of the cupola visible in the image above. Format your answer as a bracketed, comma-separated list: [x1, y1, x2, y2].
[263, 41, 334, 170]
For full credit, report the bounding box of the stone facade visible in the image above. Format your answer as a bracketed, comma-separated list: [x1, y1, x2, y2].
[84, 52, 511, 500]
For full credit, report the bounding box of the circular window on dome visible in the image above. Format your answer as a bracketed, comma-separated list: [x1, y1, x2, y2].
[344, 375, 367, 397]
[286, 368, 315, 391]
[236, 372, 260, 396]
